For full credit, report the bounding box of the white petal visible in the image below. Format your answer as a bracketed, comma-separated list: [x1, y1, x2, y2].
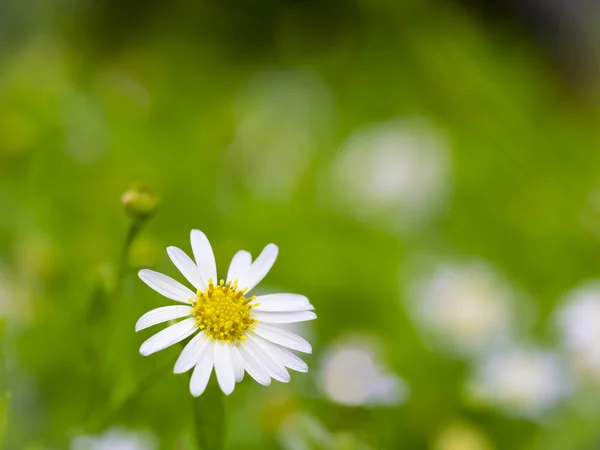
[167, 246, 206, 291]
[174, 331, 209, 374]
[253, 310, 317, 324]
[214, 342, 236, 395]
[226, 250, 252, 283]
[190, 230, 217, 286]
[245, 335, 290, 382]
[252, 294, 314, 312]
[190, 340, 215, 397]
[138, 269, 197, 303]
[254, 323, 312, 354]
[252, 334, 308, 372]
[230, 345, 245, 382]
[238, 343, 271, 386]
[139, 318, 198, 356]
[135, 305, 193, 331]
[237, 243, 278, 292]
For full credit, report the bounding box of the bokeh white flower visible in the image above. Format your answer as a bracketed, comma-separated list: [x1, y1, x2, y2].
[466, 346, 569, 419]
[329, 117, 450, 230]
[227, 70, 334, 202]
[278, 413, 335, 450]
[71, 427, 157, 450]
[555, 280, 600, 384]
[136, 229, 316, 396]
[319, 338, 409, 407]
[278, 412, 375, 450]
[406, 260, 519, 356]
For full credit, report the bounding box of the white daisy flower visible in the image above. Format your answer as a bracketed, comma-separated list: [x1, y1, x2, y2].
[135, 230, 316, 396]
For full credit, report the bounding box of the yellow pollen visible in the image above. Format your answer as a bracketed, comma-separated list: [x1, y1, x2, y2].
[191, 279, 257, 342]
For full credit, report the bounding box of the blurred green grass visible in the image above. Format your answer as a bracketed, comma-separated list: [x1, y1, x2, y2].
[2, 0, 600, 449]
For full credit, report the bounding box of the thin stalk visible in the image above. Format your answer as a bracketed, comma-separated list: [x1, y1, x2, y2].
[119, 218, 145, 279]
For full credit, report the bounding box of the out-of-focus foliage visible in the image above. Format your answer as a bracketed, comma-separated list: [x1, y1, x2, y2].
[1, 0, 600, 449]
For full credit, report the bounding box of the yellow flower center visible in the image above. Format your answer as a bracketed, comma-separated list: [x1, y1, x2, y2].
[192, 279, 257, 343]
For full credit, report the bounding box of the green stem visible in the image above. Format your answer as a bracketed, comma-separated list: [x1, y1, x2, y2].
[119, 218, 145, 279]
[83, 216, 148, 424]
[190, 377, 226, 450]
[181, 342, 226, 450]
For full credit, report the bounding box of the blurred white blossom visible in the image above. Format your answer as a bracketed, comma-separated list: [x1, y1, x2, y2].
[71, 427, 157, 450]
[228, 69, 334, 201]
[329, 117, 450, 230]
[278, 413, 375, 450]
[555, 281, 600, 383]
[278, 413, 335, 450]
[319, 337, 409, 407]
[466, 346, 569, 419]
[406, 260, 519, 356]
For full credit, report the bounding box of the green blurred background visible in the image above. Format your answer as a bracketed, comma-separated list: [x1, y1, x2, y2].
[2, 0, 600, 448]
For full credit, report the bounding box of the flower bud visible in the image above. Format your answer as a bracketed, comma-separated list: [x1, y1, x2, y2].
[121, 186, 159, 220]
